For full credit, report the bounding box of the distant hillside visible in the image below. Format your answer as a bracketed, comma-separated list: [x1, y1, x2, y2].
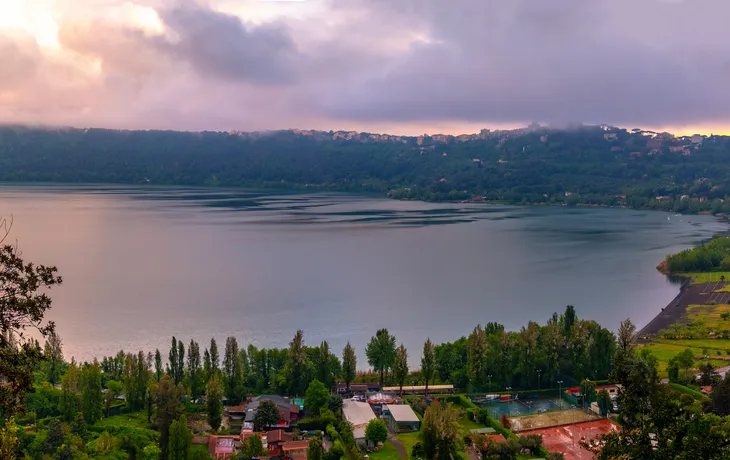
[1, 124, 730, 213]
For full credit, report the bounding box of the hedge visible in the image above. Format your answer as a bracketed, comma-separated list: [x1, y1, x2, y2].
[296, 415, 336, 431]
[668, 383, 710, 402]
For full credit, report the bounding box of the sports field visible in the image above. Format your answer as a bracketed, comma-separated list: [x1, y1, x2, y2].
[520, 419, 620, 460]
[508, 408, 597, 432]
[485, 397, 566, 417]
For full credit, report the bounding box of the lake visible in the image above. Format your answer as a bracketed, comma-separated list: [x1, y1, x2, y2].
[0, 185, 725, 366]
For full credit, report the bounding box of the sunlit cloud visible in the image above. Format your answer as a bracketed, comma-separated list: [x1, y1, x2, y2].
[0, 0, 728, 134]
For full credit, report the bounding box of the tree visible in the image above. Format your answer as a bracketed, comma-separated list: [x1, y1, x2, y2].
[394, 344, 409, 395]
[316, 341, 335, 389]
[711, 373, 730, 416]
[0, 229, 63, 416]
[699, 361, 717, 386]
[71, 411, 87, 440]
[155, 349, 163, 382]
[421, 401, 462, 460]
[177, 340, 185, 386]
[203, 348, 212, 382]
[44, 419, 66, 454]
[307, 437, 324, 460]
[421, 338, 435, 394]
[612, 319, 637, 384]
[676, 348, 695, 377]
[366, 328, 396, 387]
[223, 336, 242, 401]
[253, 399, 281, 431]
[0, 417, 20, 459]
[168, 414, 192, 460]
[597, 389, 611, 417]
[288, 330, 310, 396]
[210, 338, 220, 376]
[169, 337, 178, 381]
[61, 363, 81, 422]
[81, 361, 103, 424]
[342, 342, 356, 393]
[327, 393, 343, 414]
[243, 434, 266, 459]
[187, 339, 203, 400]
[43, 331, 64, 385]
[105, 379, 122, 416]
[365, 418, 388, 445]
[206, 373, 224, 432]
[305, 379, 329, 415]
[155, 375, 184, 459]
[468, 326, 488, 389]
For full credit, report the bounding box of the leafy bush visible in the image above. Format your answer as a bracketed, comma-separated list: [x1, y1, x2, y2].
[365, 419, 388, 444]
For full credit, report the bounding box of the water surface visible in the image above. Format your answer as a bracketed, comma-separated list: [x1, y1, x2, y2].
[1, 185, 723, 365]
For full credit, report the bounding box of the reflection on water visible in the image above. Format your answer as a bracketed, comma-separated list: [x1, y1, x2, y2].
[0, 185, 726, 365]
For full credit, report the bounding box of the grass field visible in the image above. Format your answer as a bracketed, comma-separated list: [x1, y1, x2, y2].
[684, 272, 730, 283]
[458, 413, 488, 437]
[367, 441, 401, 460]
[95, 411, 153, 430]
[642, 341, 729, 375]
[396, 432, 420, 455]
[686, 304, 730, 329]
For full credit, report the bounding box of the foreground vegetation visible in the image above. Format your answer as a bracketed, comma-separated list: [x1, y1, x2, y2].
[3, 125, 730, 211]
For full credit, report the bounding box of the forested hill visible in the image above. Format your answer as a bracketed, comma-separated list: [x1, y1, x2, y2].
[2, 124, 730, 212]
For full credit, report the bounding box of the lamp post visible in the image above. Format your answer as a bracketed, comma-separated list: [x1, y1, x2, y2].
[487, 375, 492, 394]
[536, 369, 542, 391]
[558, 380, 563, 409]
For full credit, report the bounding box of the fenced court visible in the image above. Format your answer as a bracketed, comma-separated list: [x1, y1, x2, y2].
[508, 408, 599, 432]
[519, 419, 620, 460]
[483, 397, 569, 419]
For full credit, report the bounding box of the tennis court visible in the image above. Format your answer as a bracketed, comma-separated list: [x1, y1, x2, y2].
[485, 397, 566, 417]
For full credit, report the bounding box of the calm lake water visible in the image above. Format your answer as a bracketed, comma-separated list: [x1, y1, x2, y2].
[1, 185, 725, 365]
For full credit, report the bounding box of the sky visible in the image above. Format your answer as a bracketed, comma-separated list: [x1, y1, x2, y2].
[0, 0, 729, 135]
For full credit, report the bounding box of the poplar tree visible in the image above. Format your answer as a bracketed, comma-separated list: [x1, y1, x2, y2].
[342, 342, 357, 393]
[394, 344, 409, 395]
[422, 338, 435, 394]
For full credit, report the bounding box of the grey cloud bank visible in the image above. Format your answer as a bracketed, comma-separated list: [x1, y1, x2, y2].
[0, 0, 728, 132]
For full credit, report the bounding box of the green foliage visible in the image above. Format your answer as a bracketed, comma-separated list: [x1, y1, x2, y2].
[323, 439, 344, 460]
[393, 344, 409, 392]
[327, 393, 343, 414]
[342, 342, 357, 392]
[206, 373, 224, 432]
[366, 329, 396, 387]
[0, 240, 63, 416]
[5, 126, 730, 213]
[597, 390, 612, 417]
[421, 339, 435, 390]
[305, 379, 329, 414]
[365, 419, 388, 445]
[243, 434, 266, 459]
[81, 361, 103, 424]
[297, 412, 337, 431]
[666, 236, 730, 273]
[253, 399, 281, 431]
[307, 437, 324, 460]
[0, 417, 21, 459]
[223, 336, 243, 401]
[421, 401, 462, 460]
[155, 375, 184, 459]
[141, 443, 162, 460]
[168, 415, 192, 460]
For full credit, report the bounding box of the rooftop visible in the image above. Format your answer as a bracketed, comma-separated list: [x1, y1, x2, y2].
[283, 440, 311, 451]
[383, 404, 420, 423]
[342, 400, 377, 427]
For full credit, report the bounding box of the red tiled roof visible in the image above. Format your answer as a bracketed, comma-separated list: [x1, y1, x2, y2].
[283, 440, 310, 451]
[268, 429, 293, 443]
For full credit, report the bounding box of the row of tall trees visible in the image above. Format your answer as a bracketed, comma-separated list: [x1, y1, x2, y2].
[436, 306, 616, 391]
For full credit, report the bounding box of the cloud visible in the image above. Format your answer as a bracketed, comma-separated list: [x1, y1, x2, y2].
[0, 0, 729, 132]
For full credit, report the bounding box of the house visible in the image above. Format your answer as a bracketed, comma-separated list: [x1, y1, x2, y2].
[604, 133, 618, 141]
[209, 435, 238, 459]
[266, 429, 293, 456]
[342, 400, 377, 440]
[669, 145, 685, 152]
[382, 404, 420, 432]
[691, 134, 704, 144]
[242, 395, 301, 433]
[282, 440, 311, 460]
